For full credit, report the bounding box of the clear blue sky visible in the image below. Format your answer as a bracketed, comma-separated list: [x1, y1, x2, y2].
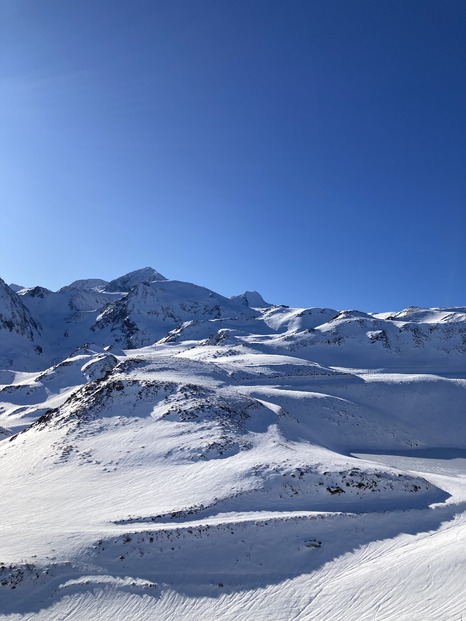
[1, 0, 465, 311]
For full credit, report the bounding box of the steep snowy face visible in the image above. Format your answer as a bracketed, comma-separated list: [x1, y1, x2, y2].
[93, 280, 260, 348]
[104, 267, 167, 292]
[0, 279, 41, 341]
[18, 286, 120, 321]
[17, 286, 122, 365]
[0, 279, 43, 369]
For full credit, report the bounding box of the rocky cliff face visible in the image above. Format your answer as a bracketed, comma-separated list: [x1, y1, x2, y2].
[0, 279, 44, 369]
[0, 278, 41, 340]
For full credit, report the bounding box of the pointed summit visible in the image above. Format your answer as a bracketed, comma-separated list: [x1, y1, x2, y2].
[105, 267, 167, 293]
[59, 278, 109, 293]
[230, 290, 272, 308]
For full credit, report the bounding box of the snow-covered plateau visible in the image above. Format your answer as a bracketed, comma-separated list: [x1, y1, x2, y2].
[0, 268, 465, 620]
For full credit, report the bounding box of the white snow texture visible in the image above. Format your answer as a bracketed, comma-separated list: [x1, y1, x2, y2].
[0, 267, 465, 620]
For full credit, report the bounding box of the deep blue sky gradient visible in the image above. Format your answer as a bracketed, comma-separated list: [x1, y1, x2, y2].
[1, 0, 465, 310]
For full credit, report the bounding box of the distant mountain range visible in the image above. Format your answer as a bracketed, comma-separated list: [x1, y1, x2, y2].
[1, 267, 465, 620]
[1, 266, 465, 372]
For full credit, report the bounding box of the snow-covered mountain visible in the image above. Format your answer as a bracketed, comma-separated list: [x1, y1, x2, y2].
[8, 283, 25, 293]
[230, 290, 272, 308]
[0, 278, 43, 369]
[92, 279, 260, 348]
[59, 278, 109, 293]
[105, 266, 167, 292]
[1, 268, 465, 620]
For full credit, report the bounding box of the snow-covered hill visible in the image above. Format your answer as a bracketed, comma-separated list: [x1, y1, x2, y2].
[0, 268, 465, 620]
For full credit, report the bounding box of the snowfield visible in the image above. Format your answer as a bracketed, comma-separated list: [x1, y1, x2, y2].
[0, 269, 465, 620]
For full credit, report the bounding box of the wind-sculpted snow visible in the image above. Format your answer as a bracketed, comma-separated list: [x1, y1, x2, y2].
[0, 349, 120, 430]
[1, 268, 466, 619]
[251, 305, 466, 371]
[378, 305, 466, 323]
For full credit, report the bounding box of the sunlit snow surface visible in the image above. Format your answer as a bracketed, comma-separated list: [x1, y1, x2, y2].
[1, 289, 466, 620]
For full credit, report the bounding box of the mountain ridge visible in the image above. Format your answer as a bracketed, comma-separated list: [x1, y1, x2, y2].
[1, 267, 465, 620]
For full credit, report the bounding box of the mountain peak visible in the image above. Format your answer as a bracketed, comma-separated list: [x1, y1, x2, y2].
[8, 283, 25, 292]
[59, 278, 109, 293]
[230, 290, 272, 308]
[105, 267, 167, 292]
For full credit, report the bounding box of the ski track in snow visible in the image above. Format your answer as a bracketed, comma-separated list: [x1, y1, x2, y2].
[1, 272, 466, 619]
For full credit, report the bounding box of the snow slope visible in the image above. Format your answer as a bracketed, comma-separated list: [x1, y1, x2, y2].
[0, 268, 465, 620]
